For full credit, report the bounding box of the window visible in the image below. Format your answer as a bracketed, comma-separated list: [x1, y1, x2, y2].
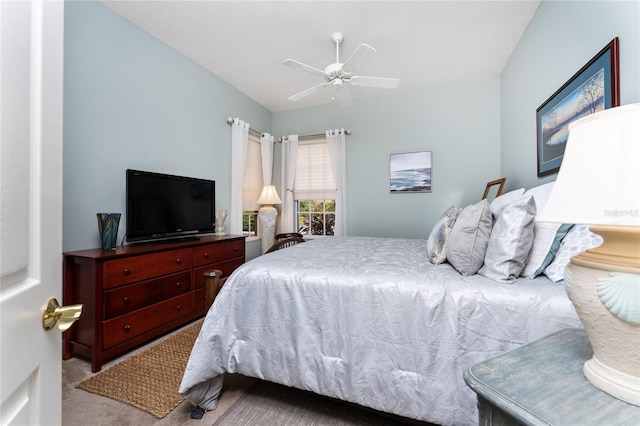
[242, 134, 262, 237]
[294, 139, 335, 236]
[242, 211, 258, 237]
[296, 200, 335, 235]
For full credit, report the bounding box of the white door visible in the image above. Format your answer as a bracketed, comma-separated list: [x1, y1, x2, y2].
[0, 1, 65, 424]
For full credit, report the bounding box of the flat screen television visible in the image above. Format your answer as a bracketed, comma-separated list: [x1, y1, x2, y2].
[126, 169, 215, 243]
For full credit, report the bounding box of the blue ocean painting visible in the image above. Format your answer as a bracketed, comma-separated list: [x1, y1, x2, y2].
[390, 151, 432, 193]
[540, 68, 605, 164]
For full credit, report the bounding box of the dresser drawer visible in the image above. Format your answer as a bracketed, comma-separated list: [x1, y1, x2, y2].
[103, 271, 191, 319]
[103, 248, 192, 289]
[102, 293, 192, 349]
[192, 240, 244, 267]
[193, 258, 244, 289]
[193, 287, 207, 313]
[64, 235, 245, 372]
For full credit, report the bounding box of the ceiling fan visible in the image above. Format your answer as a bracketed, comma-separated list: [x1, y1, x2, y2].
[282, 32, 400, 106]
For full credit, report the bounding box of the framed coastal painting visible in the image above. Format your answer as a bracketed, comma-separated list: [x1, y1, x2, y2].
[536, 37, 620, 177]
[390, 151, 432, 193]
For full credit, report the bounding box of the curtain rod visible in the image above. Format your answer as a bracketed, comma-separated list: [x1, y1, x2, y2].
[278, 129, 351, 143]
[226, 117, 263, 138]
[226, 117, 351, 142]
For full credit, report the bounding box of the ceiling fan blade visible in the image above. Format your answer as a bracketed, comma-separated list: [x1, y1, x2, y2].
[341, 43, 376, 73]
[288, 82, 330, 101]
[282, 59, 326, 77]
[336, 87, 352, 107]
[350, 75, 399, 89]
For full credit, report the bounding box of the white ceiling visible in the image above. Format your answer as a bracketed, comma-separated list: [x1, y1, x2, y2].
[100, 1, 541, 112]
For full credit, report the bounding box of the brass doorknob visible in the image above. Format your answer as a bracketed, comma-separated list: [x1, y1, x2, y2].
[42, 298, 83, 332]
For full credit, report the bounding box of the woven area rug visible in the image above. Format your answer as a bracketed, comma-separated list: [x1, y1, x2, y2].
[213, 380, 424, 426]
[76, 320, 202, 419]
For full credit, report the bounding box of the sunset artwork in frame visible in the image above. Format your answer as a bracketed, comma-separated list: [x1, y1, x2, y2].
[536, 37, 620, 177]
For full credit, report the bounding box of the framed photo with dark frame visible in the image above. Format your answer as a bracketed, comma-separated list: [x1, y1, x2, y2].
[390, 151, 432, 193]
[536, 37, 620, 177]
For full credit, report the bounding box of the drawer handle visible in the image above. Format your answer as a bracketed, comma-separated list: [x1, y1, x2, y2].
[123, 297, 130, 304]
[123, 268, 131, 276]
[204, 253, 209, 259]
[176, 258, 182, 265]
[233, 247, 238, 252]
[176, 305, 182, 312]
[123, 324, 131, 333]
[176, 282, 182, 288]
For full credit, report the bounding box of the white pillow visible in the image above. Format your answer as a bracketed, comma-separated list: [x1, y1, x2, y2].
[521, 223, 573, 278]
[520, 182, 563, 278]
[522, 182, 555, 211]
[490, 188, 525, 216]
[479, 196, 537, 283]
[446, 199, 493, 276]
[427, 206, 460, 264]
[544, 225, 603, 282]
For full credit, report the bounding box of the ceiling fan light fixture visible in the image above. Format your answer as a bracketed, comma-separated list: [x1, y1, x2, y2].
[282, 32, 400, 104]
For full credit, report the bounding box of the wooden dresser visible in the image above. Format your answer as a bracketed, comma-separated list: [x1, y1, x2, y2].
[63, 235, 245, 372]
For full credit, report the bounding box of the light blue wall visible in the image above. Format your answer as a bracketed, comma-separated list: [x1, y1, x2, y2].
[63, 1, 638, 250]
[63, 1, 271, 252]
[273, 79, 501, 239]
[501, 0, 640, 191]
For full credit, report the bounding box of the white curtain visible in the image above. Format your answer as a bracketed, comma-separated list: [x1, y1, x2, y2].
[326, 129, 348, 236]
[260, 133, 274, 185]
[280, 134, 298, 233]
[229, 118, 249, 235]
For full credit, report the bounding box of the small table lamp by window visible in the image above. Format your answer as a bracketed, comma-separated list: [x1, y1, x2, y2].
[537, 103, 640, 406]
[257, 185, 282, 254]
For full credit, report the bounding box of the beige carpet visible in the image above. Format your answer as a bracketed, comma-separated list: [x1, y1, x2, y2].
[76, 320, 203, 419]
[66, 320, 433, 425]
[214, 380, 433, 426]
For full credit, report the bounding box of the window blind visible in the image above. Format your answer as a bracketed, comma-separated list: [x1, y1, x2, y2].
[243, 135, 263, 211]
[294, 139, 336, 200]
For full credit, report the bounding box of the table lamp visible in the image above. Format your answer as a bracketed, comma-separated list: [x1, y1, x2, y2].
[257, 185, 282, 254]
[537, 103, 640, 405]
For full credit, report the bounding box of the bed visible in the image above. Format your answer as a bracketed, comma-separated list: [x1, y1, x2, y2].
[179, 226, 585, 425]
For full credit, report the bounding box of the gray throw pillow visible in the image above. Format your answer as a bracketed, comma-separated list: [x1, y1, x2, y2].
[446, 199, 493, 276]
[479, 196, 537, 283]
[427, 206, 460, 264]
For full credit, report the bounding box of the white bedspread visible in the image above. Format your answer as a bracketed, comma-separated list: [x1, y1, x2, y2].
[179, 237, 582, 425]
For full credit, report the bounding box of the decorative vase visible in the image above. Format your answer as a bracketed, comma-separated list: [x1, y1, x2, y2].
[215, 210, 228, 236]
[97, 213, 121, 250]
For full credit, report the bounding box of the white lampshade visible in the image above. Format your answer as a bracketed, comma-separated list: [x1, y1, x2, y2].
[537, 103, 640, 227]
[257, 185, 282, 205]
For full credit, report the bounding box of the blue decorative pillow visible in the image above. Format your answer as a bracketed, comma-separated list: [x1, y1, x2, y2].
[522, 222, 573, 278]
[544, 225, 603, 282]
